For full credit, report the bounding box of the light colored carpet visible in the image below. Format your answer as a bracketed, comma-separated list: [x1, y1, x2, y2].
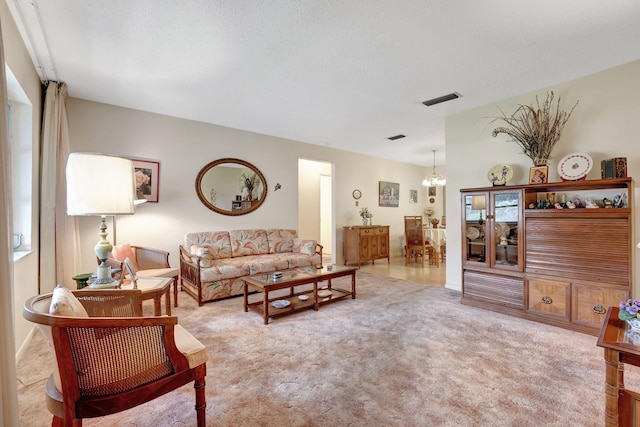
[16, 272, 622, 426]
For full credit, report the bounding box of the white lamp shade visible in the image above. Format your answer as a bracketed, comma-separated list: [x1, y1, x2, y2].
[471, 195, 486, 210]
[66, 153, 136, 216]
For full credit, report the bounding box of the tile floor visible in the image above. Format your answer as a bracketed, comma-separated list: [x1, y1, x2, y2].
[354, 255, 446, 286]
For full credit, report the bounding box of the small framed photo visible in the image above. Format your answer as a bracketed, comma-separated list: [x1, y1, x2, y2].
[409, 189, 417, 203]
[132, 159, 160, 202]
[529, 165, 548, 184]
[428, 186, 436, 197]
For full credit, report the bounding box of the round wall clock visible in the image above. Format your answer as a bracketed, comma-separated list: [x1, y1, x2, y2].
[557, 153, 593, 181]
[487, 164, 513, 186]
[352, 189, 362, 199]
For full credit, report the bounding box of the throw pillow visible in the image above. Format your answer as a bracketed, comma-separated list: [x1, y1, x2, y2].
[49, 284, 89, 317]
[293, 238, 317, 255]
[111, 243, 139, 271]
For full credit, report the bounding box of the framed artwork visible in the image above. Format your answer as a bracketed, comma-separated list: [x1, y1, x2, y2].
[379, 181, 399, 207]
[132, 159, 160, 202]
[529, 165, 548, 184]
[409, 189, 417, 203]
[428, 186, 436, 197]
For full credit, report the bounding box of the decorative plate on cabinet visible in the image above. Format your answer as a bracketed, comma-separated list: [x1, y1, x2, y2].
[466, 226, 480, 240]
[557, 153, 593, 181]
[487, 164, 513, 186]
[495, 222, 510, 238]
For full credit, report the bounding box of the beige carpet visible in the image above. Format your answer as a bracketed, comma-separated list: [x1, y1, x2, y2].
[16, 272, 625, 426]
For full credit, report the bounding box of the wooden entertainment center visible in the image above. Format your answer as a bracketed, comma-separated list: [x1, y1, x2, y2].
[461, 177, 633, 335]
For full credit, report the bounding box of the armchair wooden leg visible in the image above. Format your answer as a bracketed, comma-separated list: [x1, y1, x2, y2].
[195, 367, 207, 427]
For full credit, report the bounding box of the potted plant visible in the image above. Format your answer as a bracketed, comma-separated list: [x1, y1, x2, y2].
[491, 91, 578, 166]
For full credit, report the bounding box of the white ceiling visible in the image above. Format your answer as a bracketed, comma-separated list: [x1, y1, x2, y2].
[8, 0, 640, 167]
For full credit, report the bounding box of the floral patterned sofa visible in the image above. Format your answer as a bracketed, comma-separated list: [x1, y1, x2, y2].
[179, 229, 323, 306]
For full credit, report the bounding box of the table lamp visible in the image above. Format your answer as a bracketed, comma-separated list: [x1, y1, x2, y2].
[471, 195, 486, 225]
[66, 153, 136, 288]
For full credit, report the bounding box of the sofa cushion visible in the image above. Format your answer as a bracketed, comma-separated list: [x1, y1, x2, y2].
[245, 254, 290, 275]
[285, 252, 322, 269]
[266, 229, 297, 254]
[200, 258, 251, 283]
[230, 229, 269, 257]
[293, 238, 318, 256]
[185, 231, 232, 259]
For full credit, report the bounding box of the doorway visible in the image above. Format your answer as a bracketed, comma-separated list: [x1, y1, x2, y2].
[298, 159, 334, 262]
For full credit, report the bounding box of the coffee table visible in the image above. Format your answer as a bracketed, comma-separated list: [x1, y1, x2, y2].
[243, 265, 357, 324]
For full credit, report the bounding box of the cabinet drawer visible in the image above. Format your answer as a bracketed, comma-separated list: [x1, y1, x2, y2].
[572, 284, 628, 329]
[527, 278, 570, 320]
[359, 227, 387, 236]
[463, 270, 523, 309]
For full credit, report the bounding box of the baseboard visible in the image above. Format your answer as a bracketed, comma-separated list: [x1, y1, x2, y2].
[15, 324, 37, 362]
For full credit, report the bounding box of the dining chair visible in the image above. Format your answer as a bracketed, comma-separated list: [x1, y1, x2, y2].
[23, 287, 207, 426]
[404, 215, 435, 267]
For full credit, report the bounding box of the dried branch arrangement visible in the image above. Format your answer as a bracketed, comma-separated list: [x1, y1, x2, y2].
[491, 91, 578, 166]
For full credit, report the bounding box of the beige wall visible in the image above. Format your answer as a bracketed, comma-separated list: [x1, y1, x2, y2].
[66, 98, 433, 273]
[445, 60, 640, 294]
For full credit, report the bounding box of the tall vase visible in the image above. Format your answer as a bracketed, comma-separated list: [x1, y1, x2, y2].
[369, 217, 373, 226]
[362, 217, 368, 226]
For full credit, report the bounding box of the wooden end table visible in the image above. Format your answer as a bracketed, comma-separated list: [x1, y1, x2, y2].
[597, 306, 640, 426]
[243, 265, 357, 324]
[120, 277, 172, 316]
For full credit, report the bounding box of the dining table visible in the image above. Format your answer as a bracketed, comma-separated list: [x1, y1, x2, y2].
[424, 227, 446, 264]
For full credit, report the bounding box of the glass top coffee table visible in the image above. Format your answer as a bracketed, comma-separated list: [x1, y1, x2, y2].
[243, 265, 357, 324]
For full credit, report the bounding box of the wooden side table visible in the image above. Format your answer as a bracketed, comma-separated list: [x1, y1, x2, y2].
[597, 306, 640, 426]
[120, 277, 172, 316]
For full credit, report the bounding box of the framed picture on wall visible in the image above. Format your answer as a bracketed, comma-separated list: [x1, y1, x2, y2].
[378, 181, 399, 207]
[428, 186, 436, 197]
[409, 189, 417, 203]
[131, 159, 160, 203]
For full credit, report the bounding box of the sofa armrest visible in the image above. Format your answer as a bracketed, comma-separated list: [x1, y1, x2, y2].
[316, 243, 323, 265]
[179, 245, 204, 306]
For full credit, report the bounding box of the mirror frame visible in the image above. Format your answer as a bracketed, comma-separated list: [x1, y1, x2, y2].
[195, 158, 268, 216]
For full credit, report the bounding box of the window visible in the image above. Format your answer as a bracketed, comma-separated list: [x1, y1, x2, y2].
[6, 65, 33, 259]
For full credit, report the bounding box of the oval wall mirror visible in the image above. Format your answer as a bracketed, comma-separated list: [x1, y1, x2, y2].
[195, 158, 267, 216]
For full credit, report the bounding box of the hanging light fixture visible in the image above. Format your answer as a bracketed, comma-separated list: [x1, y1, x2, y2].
[422, 149, 446, 187]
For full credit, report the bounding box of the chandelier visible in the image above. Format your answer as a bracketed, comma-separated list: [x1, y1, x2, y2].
[422, 149, 446, 187]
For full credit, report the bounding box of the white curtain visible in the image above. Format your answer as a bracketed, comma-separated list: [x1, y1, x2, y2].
[0, 17, 20, 427]
[40, 82, 79, 293]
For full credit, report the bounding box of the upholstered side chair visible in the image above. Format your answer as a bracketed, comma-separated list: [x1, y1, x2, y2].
[23, 287, 207, 426]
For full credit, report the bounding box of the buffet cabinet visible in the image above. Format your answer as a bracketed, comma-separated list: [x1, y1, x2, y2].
[461, 178, 633, 335]
[343, 225, 390, 267]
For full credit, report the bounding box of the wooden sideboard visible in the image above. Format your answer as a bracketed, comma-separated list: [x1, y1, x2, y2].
[461, 178, 633, 335]
[343, 225, 390, 267]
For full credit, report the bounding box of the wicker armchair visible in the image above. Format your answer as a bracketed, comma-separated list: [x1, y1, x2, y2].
[23, 289, 207, 426]
[106, 244, 180, 306]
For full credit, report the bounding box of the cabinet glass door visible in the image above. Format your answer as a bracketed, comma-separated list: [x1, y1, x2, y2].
[462, 193, 488, 267]
[491, 191, 521, 271]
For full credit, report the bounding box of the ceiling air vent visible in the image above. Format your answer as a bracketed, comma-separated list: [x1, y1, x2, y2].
[422, 92, 461, 107]
[387, 134, 406, 141]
